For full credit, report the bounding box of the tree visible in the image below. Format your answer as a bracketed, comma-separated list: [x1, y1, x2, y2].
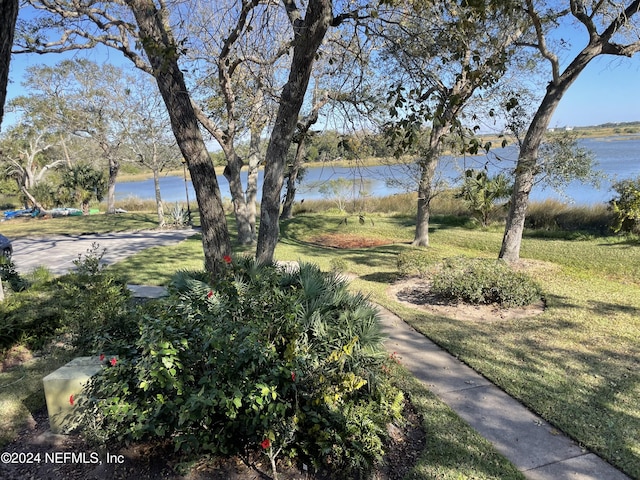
[18, 60, 140, 213]
[186, 0, 278, 245]
[255, 0, 375, 264]
[280, 88, 331, 220]
[457, 169, 512, 227]
[17, 0, 232, 274]
[0, 0, 19, 302]
[0, 0, 18, 131]
[382, 0, 527, 246]
[59, 162, 106, 213]
[121, 73, 182, 227]
[0, 93, 68, 209]
[125, 0, 231, 273]
[499, 0, 640, 262]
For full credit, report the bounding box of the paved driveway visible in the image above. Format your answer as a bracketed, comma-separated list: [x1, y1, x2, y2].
[11, 229, 198, 275]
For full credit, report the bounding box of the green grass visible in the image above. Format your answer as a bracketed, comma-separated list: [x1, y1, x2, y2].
[393, 365, 525, 480]
[2, 206, 639, 478]
[0, 212, 160, 238]
[0, 347, 75, 447]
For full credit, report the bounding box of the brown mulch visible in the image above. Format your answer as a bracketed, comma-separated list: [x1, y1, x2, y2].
[389, 277, 545, 322]
[308, 234, 394, 249]
[0, 401, 425, 480]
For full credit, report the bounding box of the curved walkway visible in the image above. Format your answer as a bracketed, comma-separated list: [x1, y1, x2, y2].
[377, 305, 630, 480]
[128, 280, 632, 480]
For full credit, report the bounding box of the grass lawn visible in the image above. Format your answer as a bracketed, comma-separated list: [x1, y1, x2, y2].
[2, 210, 638, 478]
[106, 212, 640, 478]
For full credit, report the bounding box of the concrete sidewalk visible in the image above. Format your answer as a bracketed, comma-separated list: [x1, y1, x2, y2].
[377, 305, 630, 480]
[11, 228, 198, 275]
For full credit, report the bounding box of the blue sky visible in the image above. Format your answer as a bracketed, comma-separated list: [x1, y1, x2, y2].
[3, 11, 640, 131]
[548, 54, 640, 128]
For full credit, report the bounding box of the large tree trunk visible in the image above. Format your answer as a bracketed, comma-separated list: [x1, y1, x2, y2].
[280, 140, 305, 221]
[224, 152, 254, 245]
[106, 157, 119, 214]
[413, 123, 449, 246]
[245, 125, 262, 238]
[499, 46, 601, 262]
[0, 0, 18, 303]
[413, 156, 437, 247]
[0, 0, 18, 131]
[127, 0, 230, 275]
[255, 0, 332, 264]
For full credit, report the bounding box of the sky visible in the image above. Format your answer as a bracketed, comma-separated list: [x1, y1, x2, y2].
[3, 8, 640, 131]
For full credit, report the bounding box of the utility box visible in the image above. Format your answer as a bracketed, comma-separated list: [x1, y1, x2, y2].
[42, 356, 110, 434]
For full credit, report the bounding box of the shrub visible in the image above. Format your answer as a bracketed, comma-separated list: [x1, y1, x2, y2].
[610, 177, 640, 234]
[57, 243, 135, 355]
[78, 259, 403, 479]
[0, 292, 61, 353]
[431, 257, 542, 307]
[0, 256, 29, 293]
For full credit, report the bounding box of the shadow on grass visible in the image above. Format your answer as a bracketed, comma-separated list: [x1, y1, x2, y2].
[397, 301, 640, 479]
[359, 271, 400, 284]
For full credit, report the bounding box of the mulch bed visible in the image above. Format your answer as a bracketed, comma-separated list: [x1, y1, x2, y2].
[308, 234, 394, 249]
[1, 402, 425, 480]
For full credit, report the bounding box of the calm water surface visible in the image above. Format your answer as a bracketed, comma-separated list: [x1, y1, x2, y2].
[116, 136, 640, 206]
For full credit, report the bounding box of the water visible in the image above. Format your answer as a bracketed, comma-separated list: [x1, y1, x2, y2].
[115, 136, 640, 206]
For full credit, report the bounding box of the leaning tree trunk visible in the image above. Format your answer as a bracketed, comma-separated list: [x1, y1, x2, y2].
[127, 0, 231, 275]
[0, 0, 18, 131]
[224, 152, 254, 245]
[280, 142, 304, 221]
[256, 0, 332, 264]
[499, 46, 601, 262]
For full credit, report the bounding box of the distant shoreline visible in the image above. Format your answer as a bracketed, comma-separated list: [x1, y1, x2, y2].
[118, 127, 640, 184]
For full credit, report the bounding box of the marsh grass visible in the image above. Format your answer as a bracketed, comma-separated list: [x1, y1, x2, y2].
[526, 199, 614, 234]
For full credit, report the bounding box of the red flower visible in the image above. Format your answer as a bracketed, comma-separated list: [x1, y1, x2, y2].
[110, 357, 117, 367]
[69, 394, 74, 406]
[207, 291, 214, 298]
[99, 353, 105, 362]
[223, 255, 232, 264]
[291, 371, 296, 382]
[261, 438, 271, 449]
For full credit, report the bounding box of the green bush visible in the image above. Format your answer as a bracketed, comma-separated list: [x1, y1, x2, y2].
[0, 292, 61, 353]
[77, 259, 404, 479]
[431, 257, 542, 307]
[610, 176, 640, 234]
[57, 243, 135, 355]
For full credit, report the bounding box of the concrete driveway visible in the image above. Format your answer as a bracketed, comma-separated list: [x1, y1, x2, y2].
[11, 228, 198, 276]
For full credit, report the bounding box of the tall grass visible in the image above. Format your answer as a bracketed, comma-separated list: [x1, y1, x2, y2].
[525, 199, 613, 235]
[293, 191, 471, 217]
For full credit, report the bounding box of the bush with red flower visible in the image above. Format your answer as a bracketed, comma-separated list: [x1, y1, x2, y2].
[76, 258, 404, 479]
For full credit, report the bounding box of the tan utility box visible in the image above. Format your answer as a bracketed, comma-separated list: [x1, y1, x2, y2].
[42, 356, 112, 433]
